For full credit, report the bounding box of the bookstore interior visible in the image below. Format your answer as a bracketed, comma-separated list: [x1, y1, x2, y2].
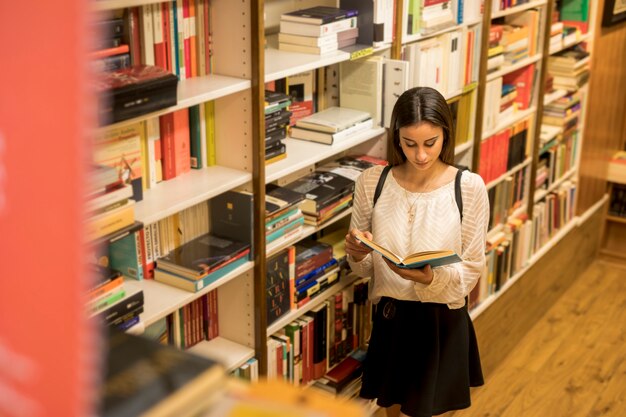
[1, 0, 625, 416]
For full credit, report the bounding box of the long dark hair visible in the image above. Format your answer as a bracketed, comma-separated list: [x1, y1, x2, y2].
[387, 87, 455, 166]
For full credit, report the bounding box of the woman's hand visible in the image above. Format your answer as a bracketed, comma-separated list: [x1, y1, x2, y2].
[345, 228, 373, 262]
[383, 258, 434, 286]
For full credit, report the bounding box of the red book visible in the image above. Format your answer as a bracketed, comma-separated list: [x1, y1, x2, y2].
[183, 0, 192, 79]
[159, 109, 190, 180]
[162, 2, 172, 72]
[153, 4, 167, 70]
[90, 44, 130, 60]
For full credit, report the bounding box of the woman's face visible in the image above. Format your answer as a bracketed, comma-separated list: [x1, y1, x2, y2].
[398, 122, 444, 171]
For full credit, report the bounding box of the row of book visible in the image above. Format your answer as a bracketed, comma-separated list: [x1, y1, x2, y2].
[87, 264, 145, 331]
[269, 278, 371, 389]
[406, 0, 481, 36]
[402, 25, 481, 98]
[608, 184, 626, 218]
[478, 117, 532, 185]
[487, 168, 526, 231]
[277, 6, 359, 55]
[264, 91, 291, 163]
[482, 63, 535, 134]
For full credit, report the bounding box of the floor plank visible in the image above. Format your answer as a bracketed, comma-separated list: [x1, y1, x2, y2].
[447, 259, 626, 417]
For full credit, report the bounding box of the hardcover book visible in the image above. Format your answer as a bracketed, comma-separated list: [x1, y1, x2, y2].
[157, 233, 251, 279]
[266, 247, 295, 326]
[294, 107, 371, 133]
[281, 6, 358, 25]
[283, 171, 354, 214]
[353, 231, 461, 269]
[265, 183, 305, 217]
[97, 65, 178, 125]
[100, 328, 225, 417]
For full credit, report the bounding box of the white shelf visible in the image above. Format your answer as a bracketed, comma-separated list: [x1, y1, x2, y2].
[549, 33, 591, 55]
[124, 261, 254, 327]
[264, 35, 390, 83]
[98, 75, 251, 132]
[471, 217, 577, 319]
[482, 106, 537, 140]
[491, 0, 548, 19]
[265, 127, 386, 184]
[487, 54, 542, 82]
[543, 89, 568, 106]
[402, 17, 483, 45]
[188, 336, 255, 372]
[135, 166, 251, 225]
[267, 273, 361, 335]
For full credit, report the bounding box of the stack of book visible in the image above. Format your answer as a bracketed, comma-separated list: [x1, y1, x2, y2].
[282, 169, 354, 227]
[312, 349, 366, 396]
[264, 90, 291, 164]
[487, 24, 505, 72]
[85, 164, 136, 241]
[154, 232, 251, 292]
[265, 183, 305, 253]
[88, 264, 145, 331]
[548, 45, 590, 91]
[289, 106, 373, 145]
[90, 17, 131, 73]
[278, 6, 358, 55]
[293, 240, 339, 309]
[549, 21, 565, 53]
[419, 0, 456, 34]
[543, 91, 582, 127]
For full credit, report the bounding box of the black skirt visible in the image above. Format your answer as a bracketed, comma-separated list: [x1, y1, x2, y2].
[359, 297, 484, 417]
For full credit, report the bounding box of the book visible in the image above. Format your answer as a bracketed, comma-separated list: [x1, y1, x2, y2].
[157, 233, 251, 279]
[279, 16, 358, 37]
[281, 6, 358, 25]
[294, 106, 371, 133]
[266, 247, 295, 326]
[289, 117, 373, 145]
[99, 328, 225, 417]
[353, 231, 461, 269]
[154, 254, 250, 292]
[96, 65, 178, 125]
[265, 183, 305, 217]
[282, 171, 354, 215]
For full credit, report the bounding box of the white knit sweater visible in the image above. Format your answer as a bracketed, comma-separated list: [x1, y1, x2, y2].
[347, 165, 489, 309]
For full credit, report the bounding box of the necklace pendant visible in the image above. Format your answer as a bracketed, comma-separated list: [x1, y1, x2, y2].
[408, 212, 414, 223]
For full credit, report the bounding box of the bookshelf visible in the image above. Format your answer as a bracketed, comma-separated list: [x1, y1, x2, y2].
[89, 0, 601, 397]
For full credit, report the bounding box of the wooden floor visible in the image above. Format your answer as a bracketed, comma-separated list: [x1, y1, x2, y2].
[446, 258, 626, 417]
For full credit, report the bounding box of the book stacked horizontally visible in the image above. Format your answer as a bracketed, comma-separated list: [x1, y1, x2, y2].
[154, 233, 251, 292]
[293, 240, 340, 309]
[542, 91, 582, 128]
[278, 6, 359, 55]
[264, 90, 291, 164]
[289, 107, 373, 145]
[86, 164, 136, 241]
[90, 17, 130, 73]
[282, 169, 355, 227]
[88, 264, 145, 331]
[265, 184, 305, 253]
[548, 45, 590, 91]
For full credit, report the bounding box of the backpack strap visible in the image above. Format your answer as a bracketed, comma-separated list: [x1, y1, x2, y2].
[454, 165, 469, 222]
[373, 165, 392, 207]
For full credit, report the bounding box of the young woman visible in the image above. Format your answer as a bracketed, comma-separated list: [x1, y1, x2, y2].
[344, 87, 489, 417]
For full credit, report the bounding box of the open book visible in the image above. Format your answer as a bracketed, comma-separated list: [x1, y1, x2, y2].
[353, 231, 461, 269]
